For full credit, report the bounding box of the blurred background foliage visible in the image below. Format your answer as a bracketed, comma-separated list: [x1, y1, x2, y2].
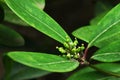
[0, 0, 120, 80]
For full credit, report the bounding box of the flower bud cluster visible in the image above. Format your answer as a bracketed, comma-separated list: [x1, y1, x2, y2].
[56, 37, 85, 59]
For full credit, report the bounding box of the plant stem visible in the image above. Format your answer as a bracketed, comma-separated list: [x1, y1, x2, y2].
[82, 47, 89, 60]
[89, 64, 120, 77]
[78, 47, 90, 65]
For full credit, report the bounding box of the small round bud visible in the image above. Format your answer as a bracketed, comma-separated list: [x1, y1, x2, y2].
[72, 47, 77, 53]
[81, 44, 85, 50]
[67, 53, 71, 58]
[73, 38, 78, 46]
[76, 47, 81, 52]
[69, 42, 74, 47]
[62, 55, 66, 57]
[63, 42, 69, 48]
[57, 47, 66, 53]
[56, 46, 59, 49]
[74, 53, 80, 59]
[66, 36, 70, 42]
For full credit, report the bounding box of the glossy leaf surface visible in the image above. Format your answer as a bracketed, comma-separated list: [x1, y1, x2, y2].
[88, 4, 120, 47]
[91, 41, 120, 62]
[7, 51, 79, 72]
[94, 63, 120, 75]
[67, 67, 107, 80]
[72, 25, 96, 43]
[0, 24, 24, 46]
[73, 4, 120, 48]
[3, 3, 28, 26]
[2, 0, 45, 26]
[91, 52, 120, 62]
[90, 12, 107, 25]
[5, 0, 72, 44]
[67, 63, 120, 80]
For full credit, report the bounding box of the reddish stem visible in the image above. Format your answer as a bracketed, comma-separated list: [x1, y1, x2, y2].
[82, 47, 89, 60]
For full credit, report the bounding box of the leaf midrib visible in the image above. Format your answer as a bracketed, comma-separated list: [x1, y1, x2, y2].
[88, 19, 120, 48]
[28, 53, 76, 66]
[10, 53, 77, 66]
[92, 52, 120, 58]
[37, 61, 76, 66]
[95, 32, 120, 43]
[7, 0, 66, 42]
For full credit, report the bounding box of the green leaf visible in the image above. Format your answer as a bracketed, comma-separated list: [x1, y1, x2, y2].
[3, 56, 50, 80]
[2, 3, 28, 26]
[88, 4, 120, 47]
[5, 0, 72, 44]
[73, 4, 120, 48]
[7, 51, 79, 72]
[67, 67, 107, 80]
[98, 76, 120, 80]
[73, 23, 120, 48]
[0, 24, 24, 46]
[90, 12, 107, 25]
[72, 25, 97, 43]
[93, 40, 120, 54]
[12, 68, 50, 80]
[10, 63, 50, 80]
[67, 63, 120, 80]
[93, 22, 120, 48]
[91, 52, 120, 62]
[91, 41, 120, 62]
[1, 0, 45, 26]
[93, 63, 120, 75]
[36, 0, 45, 10]
[3, 55, 13, 80]
[2, 0, 45, 26]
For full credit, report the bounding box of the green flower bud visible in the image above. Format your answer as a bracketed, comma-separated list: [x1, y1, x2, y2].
[63, 42, 69, 48]
[66, 36, 70, 42]
[73, 38, 78, 46]
[69, 42, 74, 47]
[62, 55, 66, 57]
[76, 47, 81, 52]
[74, 53, 80, 59]
[80, 44, 85, 51]
[56, 47, 66, 53]
[72, 47, 77, 53]
[67, 53, 71, 58]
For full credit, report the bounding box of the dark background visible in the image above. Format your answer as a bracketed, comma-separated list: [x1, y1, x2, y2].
[0, 0, 120, 80]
